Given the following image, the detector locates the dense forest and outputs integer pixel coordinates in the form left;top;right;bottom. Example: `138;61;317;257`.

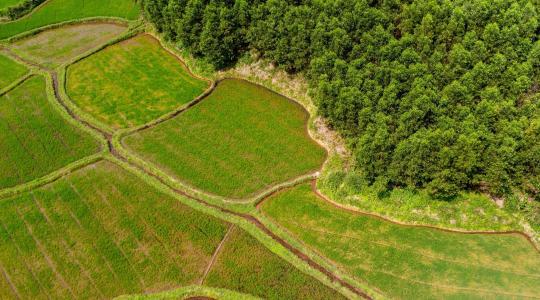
140;0;540;200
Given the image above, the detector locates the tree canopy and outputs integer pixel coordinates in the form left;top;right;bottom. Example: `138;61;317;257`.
140;0;540;199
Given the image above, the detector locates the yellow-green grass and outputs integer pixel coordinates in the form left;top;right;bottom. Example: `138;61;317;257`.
205;226;345;300
260;183;540;299
0;0;139;40
0;160;229;299
124;79;327;199
0;0;20;10
0;53;26;89
0;75;100;189
11;22;127;68
67;34;208;129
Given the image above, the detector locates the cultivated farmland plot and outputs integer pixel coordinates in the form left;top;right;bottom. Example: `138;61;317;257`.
0;53;26;89
260;183;540;299
0;161;229;298
0;75;99;189
204;226;346;300
67;34;209;129
0;0;139;40
124;78;327;199
11;22;127;68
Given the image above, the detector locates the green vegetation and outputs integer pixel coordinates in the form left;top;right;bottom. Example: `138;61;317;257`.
0;160;229;298
319;156;521;232
117;285;259;300
67;34;208;129
0;0;139;40
0;0;46;21
205;226;345;300
141;0;540;203
0;53;26;89
124;78;326;198
0;0;20;10
11;22;127;68
261;183;540;299
0;75;99;189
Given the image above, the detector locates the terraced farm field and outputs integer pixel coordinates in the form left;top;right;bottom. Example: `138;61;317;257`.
0;53;26;88
3;5;540;299
124;79;327;198
0;75;99;189
205;226;345;300
260;183;540;299
67;34;208;129
0;160;229;298
11;22;127;68
0;0;139;40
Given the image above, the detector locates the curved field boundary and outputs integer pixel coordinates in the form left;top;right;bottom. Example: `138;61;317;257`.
0;71;31;96
0;154;103;200
118;77;328;205
27;27;377;298
219;56;540;251
57;28;145;135
116;33;215;136
1;44;47;70
310;180;540;253
2;23;376;299
106;155;378;300
114;285;260;300
255;179;540;254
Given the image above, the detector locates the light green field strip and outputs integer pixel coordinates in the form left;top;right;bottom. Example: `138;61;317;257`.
261;184;540;299
115;285;260;300
11;22;127;68
0;52;27;89
205;226;346;300
67;34;208;129
0;160;230;299
124;78;327;199
0;0;139;40
0;75;100;189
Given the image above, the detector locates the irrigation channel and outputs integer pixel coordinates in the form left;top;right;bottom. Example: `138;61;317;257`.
1;45;373;300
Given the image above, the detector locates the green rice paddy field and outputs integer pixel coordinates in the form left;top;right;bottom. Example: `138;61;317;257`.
0;53;26;89
260;183;540;299
0;0;139;40
124;78;327;198
205;226;345;300
0;75;99;189
11;22;127;68
67;34;208;129
0;161;343;299
0;160;228;298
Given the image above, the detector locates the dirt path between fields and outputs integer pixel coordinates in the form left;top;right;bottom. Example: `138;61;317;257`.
1;46;50;71
199;225;234;285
